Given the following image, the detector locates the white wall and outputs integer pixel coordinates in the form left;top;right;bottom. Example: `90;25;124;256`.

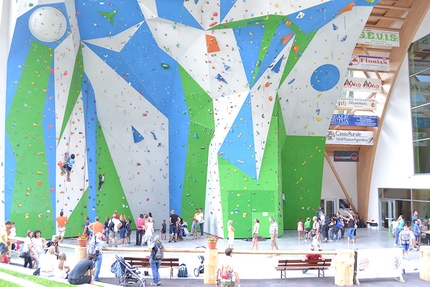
369;9;430;225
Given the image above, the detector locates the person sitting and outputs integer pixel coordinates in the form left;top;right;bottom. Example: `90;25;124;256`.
44;235;60;257
68;254;95;285
302;245;324;274
39;246;57;277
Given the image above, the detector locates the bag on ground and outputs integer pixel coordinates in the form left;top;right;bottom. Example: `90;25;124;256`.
177;263;188;277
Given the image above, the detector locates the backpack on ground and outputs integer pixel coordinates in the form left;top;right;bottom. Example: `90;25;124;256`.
153;242;164;260
177;263;188;277
220;265;232;280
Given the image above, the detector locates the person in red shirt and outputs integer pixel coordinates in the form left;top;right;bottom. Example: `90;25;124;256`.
302;246;324;274
112;210;119;220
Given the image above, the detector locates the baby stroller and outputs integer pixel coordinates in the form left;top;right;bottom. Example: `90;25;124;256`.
111;255;145;287
194;246;206;277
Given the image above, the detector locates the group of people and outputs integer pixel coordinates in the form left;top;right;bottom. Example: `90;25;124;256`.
297;207;360;249
393;210;428;260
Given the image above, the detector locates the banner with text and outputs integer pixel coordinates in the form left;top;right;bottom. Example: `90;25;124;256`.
342;77;382;93
334;151;359;162
331;114;378;127
358;29;400;47
410;82;430;96
336;98;376;110
410;60;430;75
326;130;374;145
349;55;390;71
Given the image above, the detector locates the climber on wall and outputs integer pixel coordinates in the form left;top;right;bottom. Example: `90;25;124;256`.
60;152;75;182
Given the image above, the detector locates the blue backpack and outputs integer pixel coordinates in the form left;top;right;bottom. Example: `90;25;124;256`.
177;263;188;277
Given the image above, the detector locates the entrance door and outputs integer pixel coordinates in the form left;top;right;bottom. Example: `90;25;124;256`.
323;198;337;217
380;199;395;229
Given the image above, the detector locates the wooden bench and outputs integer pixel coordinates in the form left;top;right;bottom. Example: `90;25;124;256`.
124;257;180;279
275;258;332;280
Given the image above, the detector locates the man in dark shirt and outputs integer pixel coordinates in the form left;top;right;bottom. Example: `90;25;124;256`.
169;210;179;243
68;254;95;285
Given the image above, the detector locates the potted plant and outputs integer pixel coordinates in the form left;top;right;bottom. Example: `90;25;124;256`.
207;235;219;249
77;233;88;247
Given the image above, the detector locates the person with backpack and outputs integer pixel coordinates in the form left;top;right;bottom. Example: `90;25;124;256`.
87;232;104;282
216;247;241;287
149;235;164;286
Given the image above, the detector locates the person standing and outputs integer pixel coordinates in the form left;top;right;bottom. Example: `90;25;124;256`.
68;254;95;285
227;220;235;248
304;217;312;241
216;247;241;287
56;211;68;243
32;230;46;269
83;216;91;239
268;216;278;257
87;232;104;282
149;235;164;286
395;215;405;246
0;221;11;260
135;214;145;246
197;208;205;239
23;230;35;269
119;214;127;246
88;216;104;236
251;218;260;250
169;210;179;243
311;216;322;251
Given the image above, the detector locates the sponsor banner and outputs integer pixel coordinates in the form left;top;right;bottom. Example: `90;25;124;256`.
336;98;377;110
418;35;430;50
410;82;430;96
412;117;430;128
349;55;390;71
330;114;378;127
413;132;428;147
357;248;403;280
326;130;374;146
334;151;359;162
342;77;382;93
358;29;400;47
409;60;430;75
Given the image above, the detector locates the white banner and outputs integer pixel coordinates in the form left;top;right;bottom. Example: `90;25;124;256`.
349;55;390;71
356;248;404;281
326;130;374;145
342;77;382;93
411;82;430;96
358;29;400;47
336;98;376;110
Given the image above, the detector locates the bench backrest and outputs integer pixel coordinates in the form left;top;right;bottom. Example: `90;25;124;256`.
277;258;332;267
124;257;180;267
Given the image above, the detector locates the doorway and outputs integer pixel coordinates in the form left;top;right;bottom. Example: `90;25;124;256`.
380;199;395;228
322;198;337;217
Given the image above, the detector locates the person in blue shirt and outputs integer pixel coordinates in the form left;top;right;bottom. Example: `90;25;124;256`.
60;152;75;181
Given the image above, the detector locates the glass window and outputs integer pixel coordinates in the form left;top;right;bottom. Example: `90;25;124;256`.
409;33;430;174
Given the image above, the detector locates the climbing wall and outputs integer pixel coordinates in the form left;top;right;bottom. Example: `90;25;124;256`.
3;0;379;238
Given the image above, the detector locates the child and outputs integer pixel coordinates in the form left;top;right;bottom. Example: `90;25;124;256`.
160;219;167;241
192;219;198;239
297;218;304;240
126;219;132;244
227;220;235;248
60;152;75;181
399;224;411;260
304;217;312;241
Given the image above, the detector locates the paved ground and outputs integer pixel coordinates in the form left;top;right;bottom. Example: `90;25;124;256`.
4;228;430;286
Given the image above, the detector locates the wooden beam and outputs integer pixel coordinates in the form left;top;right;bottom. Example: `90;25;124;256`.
364;25;401;32
374;4;411;11
368;15;405;22
324;151;357;214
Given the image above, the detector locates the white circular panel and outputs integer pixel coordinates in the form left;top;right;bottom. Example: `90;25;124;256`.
28;7;67;42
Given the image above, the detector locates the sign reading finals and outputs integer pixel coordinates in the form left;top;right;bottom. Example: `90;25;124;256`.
326;130;374;146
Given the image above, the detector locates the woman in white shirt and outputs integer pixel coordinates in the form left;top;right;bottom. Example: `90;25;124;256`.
40;246;56;277
23;230;35;269
143;217;154;246
32;230;46;269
